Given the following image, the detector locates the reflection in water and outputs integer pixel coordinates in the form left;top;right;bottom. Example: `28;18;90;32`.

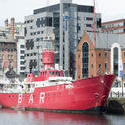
0;109;125;125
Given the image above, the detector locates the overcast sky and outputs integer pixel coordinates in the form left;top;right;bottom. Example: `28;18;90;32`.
0;0;125;25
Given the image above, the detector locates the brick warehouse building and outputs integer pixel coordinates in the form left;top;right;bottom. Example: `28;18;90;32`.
0;30;17;77
76;32;125;81
102;19;125;34
1;18;25;77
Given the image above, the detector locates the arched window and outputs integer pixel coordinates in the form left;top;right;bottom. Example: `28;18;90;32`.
82;42;89;78
113;47;118;76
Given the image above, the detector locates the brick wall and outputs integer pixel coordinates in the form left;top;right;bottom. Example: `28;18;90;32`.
76;32;111;80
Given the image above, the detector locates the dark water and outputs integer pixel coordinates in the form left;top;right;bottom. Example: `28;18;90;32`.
0;109;125;125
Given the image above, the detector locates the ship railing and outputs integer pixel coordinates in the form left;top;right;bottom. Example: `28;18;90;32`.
48;77;72;82
109;91;125;98
109;87;125;98
0;78;21;85
34;79;72;88
0;88;23;93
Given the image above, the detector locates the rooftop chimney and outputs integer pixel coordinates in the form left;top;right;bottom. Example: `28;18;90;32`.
10;18;15;38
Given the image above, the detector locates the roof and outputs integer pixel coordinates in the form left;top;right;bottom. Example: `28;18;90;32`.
87;32;125;49
33;3;94;14
102;19;125;25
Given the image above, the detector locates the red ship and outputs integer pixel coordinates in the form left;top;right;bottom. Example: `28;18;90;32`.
0;50;115;113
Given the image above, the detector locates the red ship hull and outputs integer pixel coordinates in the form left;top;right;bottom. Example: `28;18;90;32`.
0;74;115;113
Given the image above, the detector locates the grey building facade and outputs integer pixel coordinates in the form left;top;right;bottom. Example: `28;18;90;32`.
24;0;101;78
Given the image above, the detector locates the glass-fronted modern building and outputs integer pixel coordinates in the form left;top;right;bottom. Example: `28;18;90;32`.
24;0;101;78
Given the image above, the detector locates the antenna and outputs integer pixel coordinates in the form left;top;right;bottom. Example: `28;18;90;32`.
93;0;97;76
93;0;96;47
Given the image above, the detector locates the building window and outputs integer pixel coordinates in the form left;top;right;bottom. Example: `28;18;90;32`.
77;25;81;31
20;50;24;54
40;37;43;41
124;52;125;57
124;74;125;80
82;42;89;78
86;24;92;27
20;61;24;65
20;56;24;59
7;48;10;52
11;49;13;52
91;64;93;68
97;18;101;28
86;17;93;21
99;53;101;57
105;63;108;69
31;20;33;23
98;64;101;68
37;31;40;34
113;47;118;76
91;53;93;57
27;20;30;23
105;51;108;58
20;67;25;70
36;38;40;41
20;45;24;48
30;26;33;29
0;60;2;69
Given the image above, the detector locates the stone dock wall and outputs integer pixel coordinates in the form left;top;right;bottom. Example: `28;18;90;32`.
105;98;125;114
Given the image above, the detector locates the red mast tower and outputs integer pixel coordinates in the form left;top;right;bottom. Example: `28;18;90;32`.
42;50;54;69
